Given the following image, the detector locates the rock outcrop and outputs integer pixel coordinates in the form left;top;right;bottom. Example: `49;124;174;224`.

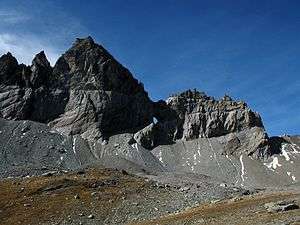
163;90;263;139
167;90;270;159
134;89;270;158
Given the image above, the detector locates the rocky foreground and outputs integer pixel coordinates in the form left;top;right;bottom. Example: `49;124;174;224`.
0;168;299;225
0;37;299;224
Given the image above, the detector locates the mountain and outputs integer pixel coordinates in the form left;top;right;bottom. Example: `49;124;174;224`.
0;37;152;141
0;36;299;225
0;37;299;188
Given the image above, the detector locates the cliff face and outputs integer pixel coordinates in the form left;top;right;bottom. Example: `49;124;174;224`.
0;36;270;158
135;89;270;159
0;37;153;140
154;90;263;140
49;37;153;140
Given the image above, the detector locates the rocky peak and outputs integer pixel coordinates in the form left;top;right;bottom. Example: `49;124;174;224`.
135;89;268;158
0;52;19;85
53;37;145;96
0;37;272;158
0;38;153;140
73;36;96;49
163;89;264;139
39;37;152;139
0;52;17;65
30;51;52;88
32;51;51;69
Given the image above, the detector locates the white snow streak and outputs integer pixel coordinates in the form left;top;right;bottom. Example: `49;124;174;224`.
72;136;81;165
206;137;225;175
281;145;290;161
197;141;201;157
158;150;163;163
72;137;77;156
240;155;245;185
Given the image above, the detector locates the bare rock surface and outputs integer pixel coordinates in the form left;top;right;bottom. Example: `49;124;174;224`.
0;36;299;190
264;200;299;213
0;37;153;141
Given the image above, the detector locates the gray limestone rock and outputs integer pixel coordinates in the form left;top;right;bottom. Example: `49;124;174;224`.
0;36;298;185
264;200;299;213
0;37;153;141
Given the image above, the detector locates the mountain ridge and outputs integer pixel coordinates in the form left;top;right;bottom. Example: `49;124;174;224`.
0;36;271;157
0;36;299;189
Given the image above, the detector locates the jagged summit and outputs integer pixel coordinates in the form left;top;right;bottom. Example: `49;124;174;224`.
53;36;145;95
73;36;96;48
32;51;50;67
0;36;269;158
0;37;153;139
0;36;299;192
169;89;211;99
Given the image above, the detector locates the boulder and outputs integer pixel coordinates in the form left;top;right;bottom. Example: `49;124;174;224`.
264;200;299;213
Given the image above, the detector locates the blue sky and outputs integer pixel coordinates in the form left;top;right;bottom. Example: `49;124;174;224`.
0;0;299;136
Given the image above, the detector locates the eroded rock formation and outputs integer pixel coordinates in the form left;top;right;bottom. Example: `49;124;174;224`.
0;36;271;158
0;37;153;141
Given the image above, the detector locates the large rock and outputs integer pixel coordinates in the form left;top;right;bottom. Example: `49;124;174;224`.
264;200;299;213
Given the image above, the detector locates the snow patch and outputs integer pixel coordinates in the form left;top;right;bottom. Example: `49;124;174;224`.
193;154;197;161
50;129;58;134
101;140;108;145
131;143;138;150
197;142;201;157
264;157;282;170
281;144;290;161
158;150;163;163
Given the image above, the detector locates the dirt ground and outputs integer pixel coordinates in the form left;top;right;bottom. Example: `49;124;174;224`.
0;168;299;225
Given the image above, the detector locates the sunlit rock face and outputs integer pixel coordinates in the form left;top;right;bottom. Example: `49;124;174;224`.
0;37;153;141
0;36;299;189
135;89;270;159
163;90;263;139
0;37;273;159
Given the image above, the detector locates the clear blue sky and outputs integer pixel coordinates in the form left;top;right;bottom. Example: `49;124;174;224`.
0;0;299;136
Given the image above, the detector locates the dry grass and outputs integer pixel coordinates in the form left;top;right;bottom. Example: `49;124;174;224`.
0;168;147;225
130;191;300;225
1;169;299;225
